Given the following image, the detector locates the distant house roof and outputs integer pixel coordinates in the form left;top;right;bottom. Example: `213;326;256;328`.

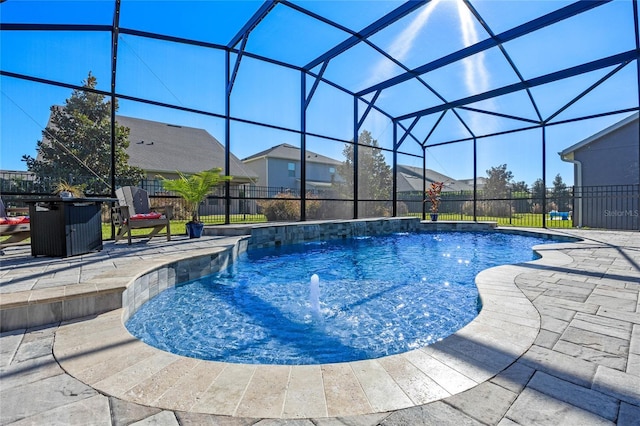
117;115;257;180
242;143;341;165
559;112;639;158
396;165;472;192
459;177;487;188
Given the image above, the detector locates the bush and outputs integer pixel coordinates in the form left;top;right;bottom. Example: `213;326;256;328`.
258;193;300;221
258;192;321;221
314;199;353;220
305;195;321;219
397;201;409;216
152;197;189;220
462;200;513;217
531;203;543;214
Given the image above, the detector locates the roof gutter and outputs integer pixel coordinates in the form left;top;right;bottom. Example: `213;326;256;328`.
560;151;583;228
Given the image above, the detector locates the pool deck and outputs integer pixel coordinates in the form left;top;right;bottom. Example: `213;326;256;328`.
1;227;639;425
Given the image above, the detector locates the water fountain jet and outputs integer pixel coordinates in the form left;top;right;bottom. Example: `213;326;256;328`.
310;274;320;316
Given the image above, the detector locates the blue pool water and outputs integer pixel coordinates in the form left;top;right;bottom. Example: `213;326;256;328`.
126;231;556;365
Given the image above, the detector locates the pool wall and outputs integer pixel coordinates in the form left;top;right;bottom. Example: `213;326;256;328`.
121;238;248;322
215;217;499;249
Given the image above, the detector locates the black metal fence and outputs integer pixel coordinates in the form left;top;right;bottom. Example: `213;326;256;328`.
2;171;637;230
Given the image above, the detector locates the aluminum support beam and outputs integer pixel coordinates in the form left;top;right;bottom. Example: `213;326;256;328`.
357;0;610;96
304;0;428;70
227;0;278;49
356;91;381;130
396;50;638;122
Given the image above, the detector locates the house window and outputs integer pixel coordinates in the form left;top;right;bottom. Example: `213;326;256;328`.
329;167;335;174
288;162;295;177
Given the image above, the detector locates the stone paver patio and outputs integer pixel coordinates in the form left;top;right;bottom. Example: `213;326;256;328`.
0;227;639;425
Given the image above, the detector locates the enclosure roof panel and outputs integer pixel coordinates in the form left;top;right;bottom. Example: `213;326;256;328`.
1;0;637;153
118;0;265;46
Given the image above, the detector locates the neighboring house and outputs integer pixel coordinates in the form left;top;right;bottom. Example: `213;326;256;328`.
459;177;487;190
395;165;472;214
396;165;473;193
559;112;639;230
241;143;342;193
117;115;257;185
116;115;259;216
39;109;259;215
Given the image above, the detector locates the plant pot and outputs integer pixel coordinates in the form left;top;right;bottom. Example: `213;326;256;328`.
186;222;204;238
430;213;439;222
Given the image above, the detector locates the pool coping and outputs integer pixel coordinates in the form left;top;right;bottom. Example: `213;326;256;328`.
51;226;578;419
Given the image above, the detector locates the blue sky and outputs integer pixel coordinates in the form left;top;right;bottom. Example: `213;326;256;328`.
1;0;638;187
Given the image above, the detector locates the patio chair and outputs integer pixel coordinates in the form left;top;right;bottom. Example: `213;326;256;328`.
0;199;30;253
112;186;172;245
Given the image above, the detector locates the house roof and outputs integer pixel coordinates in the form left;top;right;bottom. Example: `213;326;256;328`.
116;115;258;181
396;165;472;192
559;112;639;158
242;143;341;166
459;177;488;188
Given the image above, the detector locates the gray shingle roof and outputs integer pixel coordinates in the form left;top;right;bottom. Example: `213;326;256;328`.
242;143;342;165
117;115;257;180
396;165;472;192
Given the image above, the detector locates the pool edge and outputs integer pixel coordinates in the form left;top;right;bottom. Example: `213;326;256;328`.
51;223;577;419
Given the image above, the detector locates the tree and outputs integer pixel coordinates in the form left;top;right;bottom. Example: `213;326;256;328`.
531;178;546;213
22;72;144;194
482;164;514;216
550;174;571;211
511;181;529;193
337;130;392;202
484;164;513;198
510;180;530;214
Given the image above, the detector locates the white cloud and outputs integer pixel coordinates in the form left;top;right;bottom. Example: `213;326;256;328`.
366;0;442;87
455;0;497;134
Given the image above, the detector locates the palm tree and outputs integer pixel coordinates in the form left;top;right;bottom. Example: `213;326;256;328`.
158;168;231;222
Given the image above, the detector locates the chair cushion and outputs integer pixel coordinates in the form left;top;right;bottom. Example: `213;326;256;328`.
129;212;162;220
0;216;30;225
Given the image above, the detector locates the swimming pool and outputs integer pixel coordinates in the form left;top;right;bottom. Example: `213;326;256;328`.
126;231;559;365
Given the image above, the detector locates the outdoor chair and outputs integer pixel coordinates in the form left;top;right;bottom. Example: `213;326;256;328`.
112;186;172;245
0;199;30;253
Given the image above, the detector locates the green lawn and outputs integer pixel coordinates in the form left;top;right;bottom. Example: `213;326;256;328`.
409;212;573;228
101;214;268;239
4;213;571;245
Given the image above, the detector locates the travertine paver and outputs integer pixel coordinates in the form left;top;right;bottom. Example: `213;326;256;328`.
444;381;518;425
526;371;620;420
0;228;638;424
283;364;327;418
505;387;615;426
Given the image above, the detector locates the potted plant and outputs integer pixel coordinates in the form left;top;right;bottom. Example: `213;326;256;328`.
158;168;231;238
426;181;444;221
54;181;85;198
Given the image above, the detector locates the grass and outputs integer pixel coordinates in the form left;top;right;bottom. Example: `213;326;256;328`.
101;214;268;239
3;213;572;245
412;212;574;228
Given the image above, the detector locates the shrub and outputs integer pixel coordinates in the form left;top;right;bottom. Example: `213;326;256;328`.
397;201;409;216
531;203;542;214
259;192;321;221
314;199;352;220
